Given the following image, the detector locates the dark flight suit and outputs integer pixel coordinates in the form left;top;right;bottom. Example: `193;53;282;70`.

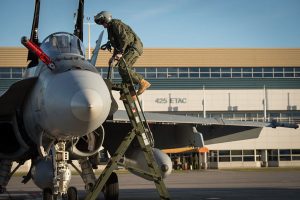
107;19;144;84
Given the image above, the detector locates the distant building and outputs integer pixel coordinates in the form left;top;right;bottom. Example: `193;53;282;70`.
1;47;300;169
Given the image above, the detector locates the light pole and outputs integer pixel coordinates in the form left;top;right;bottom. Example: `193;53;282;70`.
84;17;95;60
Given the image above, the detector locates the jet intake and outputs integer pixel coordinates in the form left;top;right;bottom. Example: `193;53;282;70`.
0;119;29;160
68;126;104;159
123;148;172;180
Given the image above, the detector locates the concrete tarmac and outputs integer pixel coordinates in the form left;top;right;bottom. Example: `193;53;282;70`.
2;169;300;200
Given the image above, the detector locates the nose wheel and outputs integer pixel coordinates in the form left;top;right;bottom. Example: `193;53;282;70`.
43;141;77;200
67;187;79;200
42;188;52;200
42;187;78;200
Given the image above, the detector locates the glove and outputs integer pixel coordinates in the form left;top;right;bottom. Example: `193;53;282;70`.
114;53;122;60
108;53;123;67
108;56;118;67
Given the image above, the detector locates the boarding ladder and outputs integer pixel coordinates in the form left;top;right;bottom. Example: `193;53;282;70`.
84;63;170;200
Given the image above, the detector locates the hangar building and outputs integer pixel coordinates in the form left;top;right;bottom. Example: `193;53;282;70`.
0;47;300;169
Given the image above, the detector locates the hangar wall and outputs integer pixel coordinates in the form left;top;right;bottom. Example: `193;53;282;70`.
1;47;300;169
113;89;300;122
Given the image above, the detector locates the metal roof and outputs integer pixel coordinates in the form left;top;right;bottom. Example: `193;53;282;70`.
1;47;300;67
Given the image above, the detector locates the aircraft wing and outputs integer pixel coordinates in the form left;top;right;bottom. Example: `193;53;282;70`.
103;110;298;153
111;110;268;127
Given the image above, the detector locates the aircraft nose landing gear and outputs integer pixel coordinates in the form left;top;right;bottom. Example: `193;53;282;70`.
40;141;79;200
43;187;78;200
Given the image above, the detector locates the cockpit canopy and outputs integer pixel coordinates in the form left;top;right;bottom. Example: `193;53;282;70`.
40;32;85;59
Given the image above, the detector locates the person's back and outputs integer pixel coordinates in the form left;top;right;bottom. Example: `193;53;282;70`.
108;19;143;56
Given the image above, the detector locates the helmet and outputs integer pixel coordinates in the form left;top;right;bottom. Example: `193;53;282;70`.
94;11;112;25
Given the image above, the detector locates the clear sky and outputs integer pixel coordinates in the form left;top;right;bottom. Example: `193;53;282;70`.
1;0;300;48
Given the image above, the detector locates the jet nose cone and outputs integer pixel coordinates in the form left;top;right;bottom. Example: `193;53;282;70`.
38;70;111;138
71;89;103;121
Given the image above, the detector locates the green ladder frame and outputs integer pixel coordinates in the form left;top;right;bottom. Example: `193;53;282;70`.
84;83;170;200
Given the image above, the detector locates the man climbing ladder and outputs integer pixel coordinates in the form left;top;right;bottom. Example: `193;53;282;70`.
94;10;151;100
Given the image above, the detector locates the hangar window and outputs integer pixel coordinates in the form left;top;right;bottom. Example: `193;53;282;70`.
221;67;231;77
146;68;156;72
292;156;300;160
263;73;273;78
256;150;262;161
146;67;156;78
211;67;220;73
292;149;300;154
242;68;252;77
232;68;241;72
231;150;242;162
200;73;210;78
200;67;210;78
263;67;273;78
189;67;199;72
232;150;242;155
279;149;291;161
157;67;167;78
0;68;11;78
284;67;294;77
231;157;243;161
292;149;300;161
232;67;241;78
253;73;262;78
168;68;178;78
135;67;146;78
295;67;300;77
243;150;255;162
268;149;279;161
253;68;263;78
0;68;10;72
12;68;23;78
211;67;221;78
221;73;231;78
219;150;230;162
263;68;273;72
274;67;284;77
135;67;145;72
179;67;189;78
222;68;231;72
189;67;200;78
200;67;210;72
232;73;241;78
253;67;263;73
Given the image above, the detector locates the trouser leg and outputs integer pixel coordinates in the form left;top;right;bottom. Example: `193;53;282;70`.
118;49;144;84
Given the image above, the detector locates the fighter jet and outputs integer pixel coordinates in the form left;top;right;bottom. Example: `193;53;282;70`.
0;0;197;199
0;1;298;200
